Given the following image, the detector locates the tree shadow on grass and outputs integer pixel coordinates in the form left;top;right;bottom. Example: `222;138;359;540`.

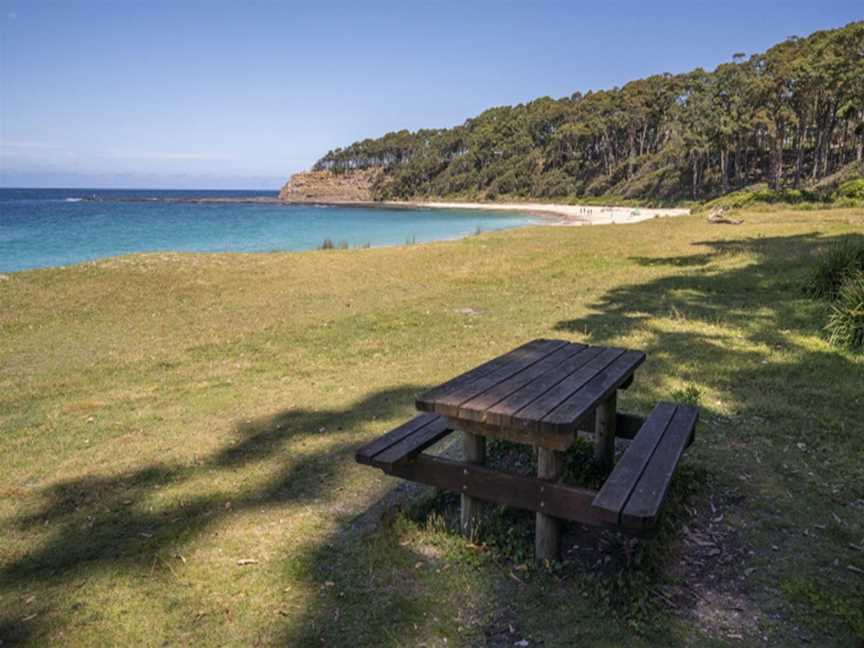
0;384;432;644
552;230;864;643
4;231;864;646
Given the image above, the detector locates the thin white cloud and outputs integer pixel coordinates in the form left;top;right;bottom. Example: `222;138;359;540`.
0;139;60;151
101;149;233;162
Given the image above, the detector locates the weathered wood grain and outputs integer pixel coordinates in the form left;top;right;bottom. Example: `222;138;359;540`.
355;412;444;465
416;339;568;415
535;447;565;562
456;343;586;422
593;391;617;469
387;455;604;525
460;430;487;537
481;346;606;428
620;405;698;530
539;350;645;433
510;347;626;430
590;403;677;525
369;415;454;470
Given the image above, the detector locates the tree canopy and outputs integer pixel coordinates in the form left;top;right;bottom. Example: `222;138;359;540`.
313;22;864;202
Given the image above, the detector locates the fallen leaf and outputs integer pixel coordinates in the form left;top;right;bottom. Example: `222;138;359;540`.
236;559;258;566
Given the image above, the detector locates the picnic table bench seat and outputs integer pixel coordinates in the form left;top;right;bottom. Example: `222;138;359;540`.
356;401;697;534
355;413;454;470
591;402;699;531
354;338;698;559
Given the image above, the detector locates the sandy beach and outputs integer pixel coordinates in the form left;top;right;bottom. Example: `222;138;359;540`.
390;200;691;225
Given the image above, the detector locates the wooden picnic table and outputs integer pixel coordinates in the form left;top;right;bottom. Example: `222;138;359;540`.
356;338;698;562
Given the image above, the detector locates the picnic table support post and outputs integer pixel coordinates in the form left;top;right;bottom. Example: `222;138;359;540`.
460;430;486;539
535;447;564;563
594;392;617;469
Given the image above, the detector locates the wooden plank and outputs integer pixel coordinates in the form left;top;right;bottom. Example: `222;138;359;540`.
535;447;565;562
540;350;646;433
387;455;606;526
415;339;546;411
415;339;568;414
508;347;625;430
590;403;677;525
458;414;646;451
593;392;617;469
370;416;453;470
453;418;575;451
456;343;587;422
421;341;570;417
483;346;608;428
620;405;698;531
460;431;486;538
355;412;443;465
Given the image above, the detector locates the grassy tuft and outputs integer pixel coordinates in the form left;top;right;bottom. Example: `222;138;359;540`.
826;271;864;351
805;239;864;300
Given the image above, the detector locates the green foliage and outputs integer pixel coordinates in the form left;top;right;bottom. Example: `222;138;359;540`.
806;239;864;299
563;438;610;489
835;178;864;200
671;384;702;406
700;187;827;211
314;22;864;204
826;271;864;351
319;237;334;250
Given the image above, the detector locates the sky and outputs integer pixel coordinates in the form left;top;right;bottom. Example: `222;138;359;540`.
1;1;861;190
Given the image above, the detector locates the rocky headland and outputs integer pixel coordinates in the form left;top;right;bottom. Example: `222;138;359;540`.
278;168;383;203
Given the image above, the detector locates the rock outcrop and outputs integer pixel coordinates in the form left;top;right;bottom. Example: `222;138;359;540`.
278;168;383;202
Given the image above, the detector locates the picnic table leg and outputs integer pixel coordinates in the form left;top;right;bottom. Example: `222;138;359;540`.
535;447;564;563
460;430;486;539
594;391;617;469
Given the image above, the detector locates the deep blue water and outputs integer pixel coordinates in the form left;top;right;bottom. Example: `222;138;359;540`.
0;188;538;272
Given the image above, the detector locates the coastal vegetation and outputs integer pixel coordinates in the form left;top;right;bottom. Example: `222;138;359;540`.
2;208;863;646
312;22;864;205
807;239;864;351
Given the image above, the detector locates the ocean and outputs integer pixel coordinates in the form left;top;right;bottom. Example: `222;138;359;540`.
0;188;539;273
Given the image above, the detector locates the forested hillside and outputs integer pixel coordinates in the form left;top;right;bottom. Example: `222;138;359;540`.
312;22;864;203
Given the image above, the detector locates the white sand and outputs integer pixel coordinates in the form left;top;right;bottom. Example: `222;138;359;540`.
389;200;690;225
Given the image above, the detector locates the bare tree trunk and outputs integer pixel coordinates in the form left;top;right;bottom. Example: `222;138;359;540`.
794;118;806;187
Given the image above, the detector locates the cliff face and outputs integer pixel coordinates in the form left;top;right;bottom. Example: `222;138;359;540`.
278;168;383;202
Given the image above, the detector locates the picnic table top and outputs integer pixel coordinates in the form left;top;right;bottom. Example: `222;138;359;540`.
416;339;645;435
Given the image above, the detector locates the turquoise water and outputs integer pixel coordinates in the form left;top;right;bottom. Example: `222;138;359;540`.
0;188;538;272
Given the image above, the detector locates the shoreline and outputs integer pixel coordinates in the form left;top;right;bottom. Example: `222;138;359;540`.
64;192;692;226
385;200;691;225
168;196;690;225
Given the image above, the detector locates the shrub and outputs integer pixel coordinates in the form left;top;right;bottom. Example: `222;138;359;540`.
319;238;334;250
671;384;701;406
826;272;864;351
806;240;864;300
834;178;864;201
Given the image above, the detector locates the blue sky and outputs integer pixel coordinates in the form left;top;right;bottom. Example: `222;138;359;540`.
1;1;861;189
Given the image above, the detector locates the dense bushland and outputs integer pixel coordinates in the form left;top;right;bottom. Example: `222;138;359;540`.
314;22;864;203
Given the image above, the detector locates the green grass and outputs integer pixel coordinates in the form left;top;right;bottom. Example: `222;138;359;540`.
1;208;864;646
826;272;864;351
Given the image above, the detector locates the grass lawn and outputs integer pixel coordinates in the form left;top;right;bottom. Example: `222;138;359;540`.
1;208;863;647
